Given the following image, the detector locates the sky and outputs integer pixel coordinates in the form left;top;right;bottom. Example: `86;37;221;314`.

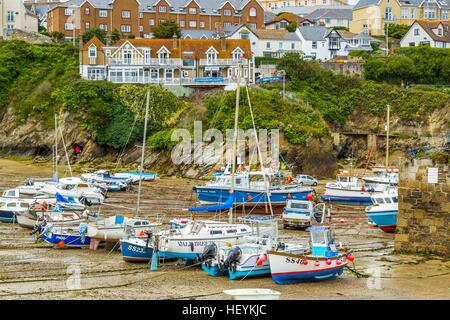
348;0;359;4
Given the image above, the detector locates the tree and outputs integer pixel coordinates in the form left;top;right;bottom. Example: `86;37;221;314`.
111;28;121;44
50;31;65;42
152;20;181;39
385;24;409;39
82;28;106;44
286;21;298;32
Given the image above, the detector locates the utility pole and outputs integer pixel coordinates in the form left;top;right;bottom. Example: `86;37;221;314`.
385;22;389;57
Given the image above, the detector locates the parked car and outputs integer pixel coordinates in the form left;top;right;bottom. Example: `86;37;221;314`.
295;174;318;186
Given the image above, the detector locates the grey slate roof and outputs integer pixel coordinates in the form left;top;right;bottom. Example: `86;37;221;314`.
140;0;256;14
352;0;380;10
181;29;215;39
297;26;329;41
306;8;353;21
272;5;353;15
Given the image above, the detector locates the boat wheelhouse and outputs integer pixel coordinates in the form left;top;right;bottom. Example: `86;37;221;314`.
365;190;398;233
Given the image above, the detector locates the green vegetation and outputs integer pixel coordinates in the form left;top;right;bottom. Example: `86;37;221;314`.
364;46;450;85
385;24;409;39
255;56;279;67
286;21;297;32
82;28;107;44
152;20;181;39
276;52;449;125
0;40;185;149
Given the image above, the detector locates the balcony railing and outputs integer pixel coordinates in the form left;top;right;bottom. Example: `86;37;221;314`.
199;59;248;66
108;58;182;66
107;76;236;85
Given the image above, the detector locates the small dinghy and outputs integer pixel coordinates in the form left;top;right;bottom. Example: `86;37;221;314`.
222;289;281;300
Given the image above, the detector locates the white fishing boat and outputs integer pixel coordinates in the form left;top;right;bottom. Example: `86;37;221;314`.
41;177;105;205
362;172;398;185
87;215;161;242
16;178;56;196
365;189;398;233
0;199;31;223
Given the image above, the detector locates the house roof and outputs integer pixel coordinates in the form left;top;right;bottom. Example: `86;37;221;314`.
272;5;353;16
93;38;253;59
50;0;113;10
181;29;215;39
410;20;450;42
81;36;105;50
266;12;309;25
297;25;329;41
139;0;260;15
252;29;301;41
306;8;353;21
352;0;380;10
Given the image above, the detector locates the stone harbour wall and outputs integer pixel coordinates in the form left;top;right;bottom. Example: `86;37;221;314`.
395;158;449;257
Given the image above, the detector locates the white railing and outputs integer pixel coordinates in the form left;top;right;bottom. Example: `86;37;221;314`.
199;59;247;66
108;58;182;66
107;76;236;85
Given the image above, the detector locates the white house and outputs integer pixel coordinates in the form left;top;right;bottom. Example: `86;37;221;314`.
296;25;347;61
400;20;450;48
0;0;39;38
223;24;302;58
305;8;353;29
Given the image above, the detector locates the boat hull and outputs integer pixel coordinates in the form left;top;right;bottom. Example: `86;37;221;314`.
42;232;91;248
321;187;376;205
0;210;17;223
268;252;347;284
120;239;153;262
365;210;397;233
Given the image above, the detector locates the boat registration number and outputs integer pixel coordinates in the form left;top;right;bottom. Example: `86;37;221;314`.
128;245;146;254
285;257;306;264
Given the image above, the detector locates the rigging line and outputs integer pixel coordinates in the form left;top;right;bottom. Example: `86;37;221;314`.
244;83;273;216
58;125;73;177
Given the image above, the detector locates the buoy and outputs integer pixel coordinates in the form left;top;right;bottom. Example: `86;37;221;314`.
347;255;355;262
336;259;342;265
139;231;145;237
306;193;313;201
225;242;232;247
58;241;65;248
314;261;320;267
326;259;332;265
256;254;267;266
303;260;308;265
247;195;252;201
287;193;292;199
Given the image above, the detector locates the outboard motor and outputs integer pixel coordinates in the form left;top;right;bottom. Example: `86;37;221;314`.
30;220;46;236
220;246;242;272
196;243;218;263
144;230;153;249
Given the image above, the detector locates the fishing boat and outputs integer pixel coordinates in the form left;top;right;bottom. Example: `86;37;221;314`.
194;171;313;213
87;215;161;242
365;190;398;233
116;171;157;182
202;240;307;280
16;205;92;229
16;178;56;196
41;177;105;205
268;226;353;284
40;222;91;248
321;173;389;205
281;199;315;229
81;170;132;189
362;172;398;186
120;232;154;262
0;199;30;223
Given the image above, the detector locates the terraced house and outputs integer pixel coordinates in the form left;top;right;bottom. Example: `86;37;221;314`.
46;0;265;40
350;0;450;36
79;36;254;88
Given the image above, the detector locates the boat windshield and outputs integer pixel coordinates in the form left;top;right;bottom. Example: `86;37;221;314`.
290;202;310;210
392;196;398;203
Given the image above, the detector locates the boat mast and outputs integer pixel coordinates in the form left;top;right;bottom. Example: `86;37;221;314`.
385;104;390;173
229;64;241;224
54;113;58;182
135;89;150;218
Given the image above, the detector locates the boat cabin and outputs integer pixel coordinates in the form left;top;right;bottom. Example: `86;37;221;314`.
370;194;398;205
0;199;30;212
187;220;252;237
336;173;359;186
308;226;338;258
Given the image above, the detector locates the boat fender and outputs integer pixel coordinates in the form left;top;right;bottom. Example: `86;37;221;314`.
78;223;88;244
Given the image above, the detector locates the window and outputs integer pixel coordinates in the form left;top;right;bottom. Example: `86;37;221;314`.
424;8;436;19
122;10;131;18
385;7;392;20
88;46;97;58
224;9;232;16
84;7;90;15
312;41;317;49
189;20;197;28
248;23;256;29
99;24;107;31
401;8;408;19
7;11;15;22
99;10;107;17
438;28;443;36
85;22;90;29
240;32;249;39
150;19;155;26
105;49;111;57
64;23;74;30
139;26;143;32
409;42;415;47
144;49;151;64
139;12;143;18
291;42;295;49
65;8;73;16
123;50;132;64
226;229;237;233
189;8;197;14
266;42;271;49
232;48;243;62
279;42;283;49
121;24;131;33
200;21;205;28
165;69;173;80
159;6;167;13
210;230;223;235
442;10;449;20
249;7;257;17
206;49;217;64
180;21;185;27
224;22;231;28
158;49;169;64
414;28;419;36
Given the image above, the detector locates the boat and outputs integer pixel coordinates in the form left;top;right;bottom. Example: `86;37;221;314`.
40;223;91;248
321;173;389;205
202;240;307;280
120;232;154;262
81;170;132;189
372;164;398;173
281;199;315;229
194;171;313;213
16;205;92;229
40;177;105;205
268;226;352;284
116;171;157;182
222;288;281;300
16;178;56;196
365;190;398;233
0;199;30;223
87;215;161;242
156;220;267;260
168;218;192;229
362;172;398;186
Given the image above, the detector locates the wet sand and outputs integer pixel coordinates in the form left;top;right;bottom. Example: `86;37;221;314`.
0;158;448;300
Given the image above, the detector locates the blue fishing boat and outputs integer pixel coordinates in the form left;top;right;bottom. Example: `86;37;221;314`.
0;199;30;223
365;190;398;233
118;172;157;182
268;226;353;284
40;223;91;248
120;237;153;262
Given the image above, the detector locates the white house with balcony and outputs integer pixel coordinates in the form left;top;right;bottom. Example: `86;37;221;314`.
296;25;348;60
80;37;255;88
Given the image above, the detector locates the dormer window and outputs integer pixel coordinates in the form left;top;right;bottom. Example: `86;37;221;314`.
206;47;218;64
157;47;170;64
159;6;167;13
189;8;197;14
224;9;232;16
232;47;244;62
249;7;257;17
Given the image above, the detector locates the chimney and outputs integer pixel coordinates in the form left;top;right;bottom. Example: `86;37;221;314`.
173;34;178;49
221;36;226;51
